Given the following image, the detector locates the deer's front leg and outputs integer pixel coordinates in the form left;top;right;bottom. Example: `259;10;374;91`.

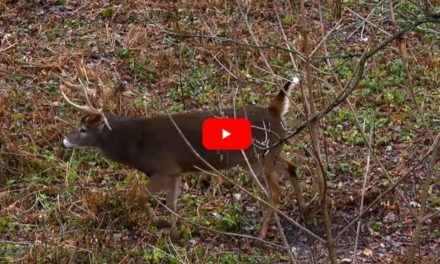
166;175;182;241
144;175;171;227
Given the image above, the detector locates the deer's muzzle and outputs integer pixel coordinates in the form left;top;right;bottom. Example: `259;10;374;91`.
63;138;75;148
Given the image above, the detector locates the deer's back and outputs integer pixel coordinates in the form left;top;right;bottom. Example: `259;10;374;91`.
100;106;285;176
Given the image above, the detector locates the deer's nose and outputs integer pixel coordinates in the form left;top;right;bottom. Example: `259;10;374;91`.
62;138;75;148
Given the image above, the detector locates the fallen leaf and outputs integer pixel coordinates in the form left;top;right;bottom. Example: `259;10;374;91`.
362;247;373;257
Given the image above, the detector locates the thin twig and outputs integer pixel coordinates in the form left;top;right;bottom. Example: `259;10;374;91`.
353;122;373;263
346;7;393;36
347;6;377;40
309;18;343;58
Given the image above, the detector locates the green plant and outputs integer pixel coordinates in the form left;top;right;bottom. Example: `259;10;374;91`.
118;47;129;57
143;248;165;263
99;8;113;18
129;57;156;82
283;14;293;25
340;163;350;173
0;216;13;234
64;19;84;29
177;42;194;59
222;252;240;264
370;221;382;232
347;130;365;146
433;228;440;238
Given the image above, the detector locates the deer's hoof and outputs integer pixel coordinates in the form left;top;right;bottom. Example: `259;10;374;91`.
152;218;171;228
170;226;181;242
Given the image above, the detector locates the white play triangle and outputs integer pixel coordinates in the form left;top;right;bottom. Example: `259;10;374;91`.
222;129;231;139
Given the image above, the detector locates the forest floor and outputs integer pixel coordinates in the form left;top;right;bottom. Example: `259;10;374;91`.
0;1;439;263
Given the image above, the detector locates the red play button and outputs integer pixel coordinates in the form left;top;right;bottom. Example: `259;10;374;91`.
202;118;252;150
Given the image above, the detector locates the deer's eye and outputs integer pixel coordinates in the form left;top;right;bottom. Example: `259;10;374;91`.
79;127;87;133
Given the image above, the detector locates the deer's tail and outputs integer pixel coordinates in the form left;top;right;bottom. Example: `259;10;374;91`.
268;77;299;117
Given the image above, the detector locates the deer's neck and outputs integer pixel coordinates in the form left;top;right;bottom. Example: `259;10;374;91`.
97;118;134;162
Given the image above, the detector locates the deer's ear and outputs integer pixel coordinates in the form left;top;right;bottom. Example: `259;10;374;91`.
82;114;102;124
81;115;89;123
98;121;106;131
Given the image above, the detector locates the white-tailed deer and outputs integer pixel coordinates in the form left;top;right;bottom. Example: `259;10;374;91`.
61;78;301;240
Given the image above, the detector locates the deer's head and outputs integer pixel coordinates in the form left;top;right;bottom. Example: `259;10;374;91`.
63;114;111;148
61;81;111;149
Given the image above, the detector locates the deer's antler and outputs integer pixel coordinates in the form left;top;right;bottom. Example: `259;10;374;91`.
61;80;112;130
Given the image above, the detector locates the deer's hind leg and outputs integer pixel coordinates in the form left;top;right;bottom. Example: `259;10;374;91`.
280;157;307;213
259;164;282;239
144;171;181;223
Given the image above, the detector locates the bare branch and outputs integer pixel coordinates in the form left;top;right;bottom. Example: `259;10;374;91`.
299;0;337;262
407;133;439;263
353;123;373;264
